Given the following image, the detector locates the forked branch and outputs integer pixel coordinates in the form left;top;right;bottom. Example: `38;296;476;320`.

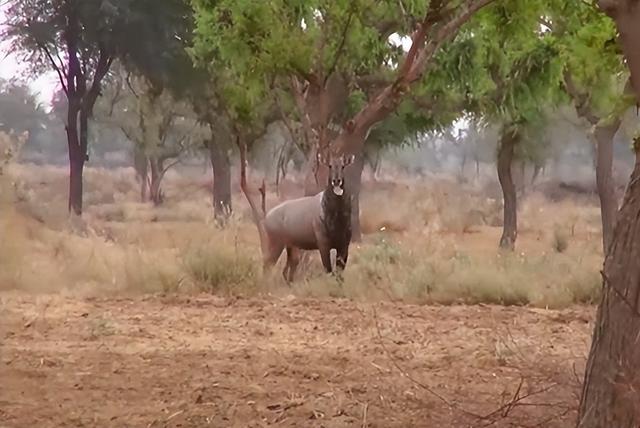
36;41;68;95
563;71;599;125
236;134;270;258
338;0;496;153
237;135;266;222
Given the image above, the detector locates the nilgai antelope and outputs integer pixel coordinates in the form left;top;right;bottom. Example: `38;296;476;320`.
263;152;356;282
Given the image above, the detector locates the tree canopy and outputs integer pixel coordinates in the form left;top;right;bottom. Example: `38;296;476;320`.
0;78;48;137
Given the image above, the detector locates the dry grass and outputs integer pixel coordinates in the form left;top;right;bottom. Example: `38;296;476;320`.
0;155;605;308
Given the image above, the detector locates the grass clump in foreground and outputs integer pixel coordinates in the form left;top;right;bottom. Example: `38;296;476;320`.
308;232;603;308
183;243;259;294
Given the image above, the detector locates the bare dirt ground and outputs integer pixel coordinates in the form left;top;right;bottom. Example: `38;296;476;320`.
0;293;593;428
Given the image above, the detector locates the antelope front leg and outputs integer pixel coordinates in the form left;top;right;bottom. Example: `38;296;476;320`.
318;244;333;273
336;245;349;271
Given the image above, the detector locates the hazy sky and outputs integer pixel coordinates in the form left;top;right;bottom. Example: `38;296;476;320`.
0;5;59;107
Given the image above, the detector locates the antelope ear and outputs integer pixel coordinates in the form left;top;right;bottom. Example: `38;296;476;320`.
316;151;325;166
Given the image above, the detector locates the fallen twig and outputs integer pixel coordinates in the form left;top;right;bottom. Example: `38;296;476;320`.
361;402;368;428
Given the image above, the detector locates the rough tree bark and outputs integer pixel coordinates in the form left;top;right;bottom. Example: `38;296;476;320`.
497;128;518;250
578;1;640;426
594;120;621;253
208;138;232;224
578;145;640;427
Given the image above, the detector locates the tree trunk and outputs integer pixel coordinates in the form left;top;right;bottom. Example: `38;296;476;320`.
518;160;526;195
497;129;518;250
459;151;467;180
140;172;149;202
133;147;149;202
577;149;640;427
594;120;621;253
347;154;365;242
68;144;84;215
65;96;83;215
531;163;542;186
149;157;163;206
578;3;640;425
208;138;232;224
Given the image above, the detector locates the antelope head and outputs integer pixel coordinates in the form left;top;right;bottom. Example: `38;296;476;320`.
317;152;355;197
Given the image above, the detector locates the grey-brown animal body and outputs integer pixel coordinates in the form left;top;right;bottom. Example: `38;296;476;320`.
263;154;355;282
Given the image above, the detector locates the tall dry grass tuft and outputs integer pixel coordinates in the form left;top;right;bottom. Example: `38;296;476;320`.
183;242;258;294
0;131;30;289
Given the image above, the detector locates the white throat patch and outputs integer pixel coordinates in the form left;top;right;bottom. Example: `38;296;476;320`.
332;186;344;196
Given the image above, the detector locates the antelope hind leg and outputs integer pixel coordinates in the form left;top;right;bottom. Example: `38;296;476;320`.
284;246;301;283
263;241;285;275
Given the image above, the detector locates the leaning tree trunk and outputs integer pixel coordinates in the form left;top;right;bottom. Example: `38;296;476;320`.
578;2;640;425
208;138;232;224
594;120;621;253
497;129;518;250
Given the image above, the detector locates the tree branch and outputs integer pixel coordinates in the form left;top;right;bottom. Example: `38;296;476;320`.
274;87;308;155
563;70;600;125
290;76;317;149
408;0;495;83
83;43;113;117
335;0;496;154
119;124;139;144
236;130;269;259
35;41;68;95
325;7;355;84
160;156;182;175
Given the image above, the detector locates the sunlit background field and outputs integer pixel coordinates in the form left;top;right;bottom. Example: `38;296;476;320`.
0;128;610;307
